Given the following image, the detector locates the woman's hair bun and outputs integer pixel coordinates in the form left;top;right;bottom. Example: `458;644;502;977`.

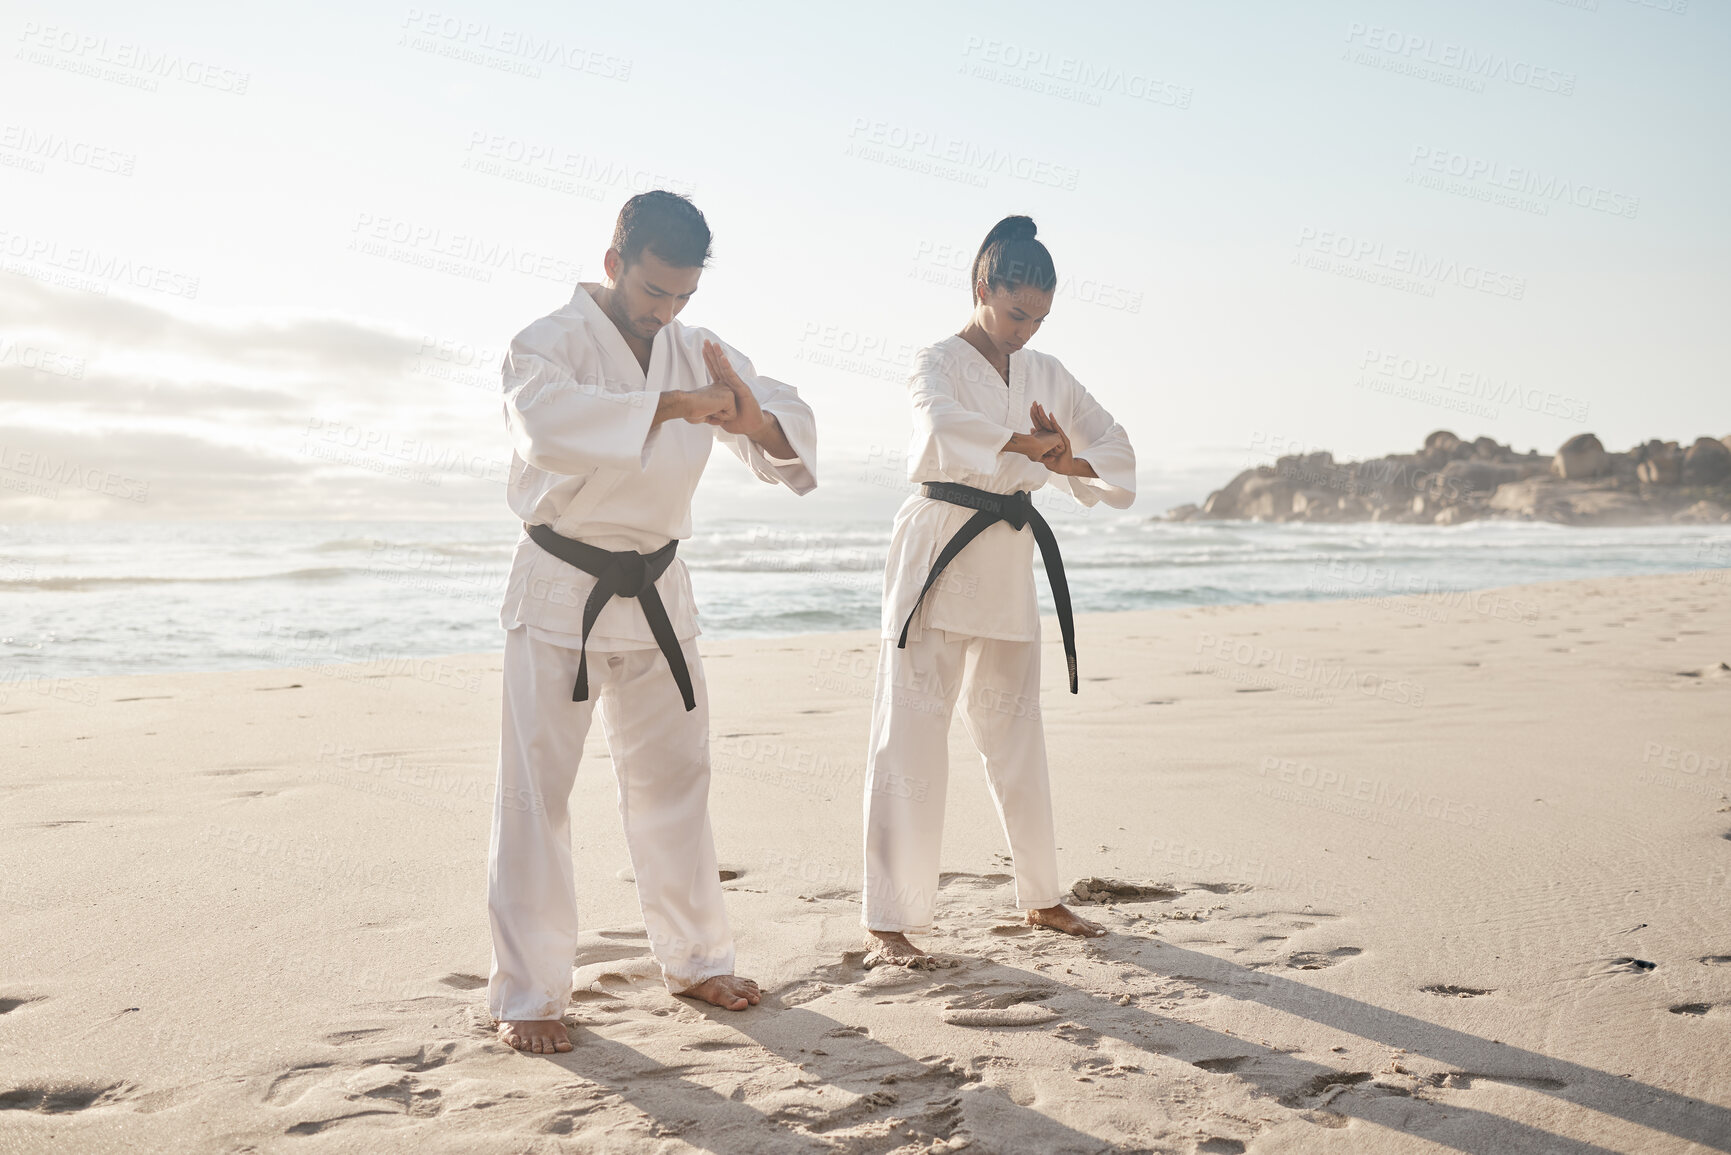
986;215;1038;243
970;214;1056;305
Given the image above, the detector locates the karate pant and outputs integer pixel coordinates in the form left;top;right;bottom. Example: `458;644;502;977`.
861;628;1062;932
487;625;732;1022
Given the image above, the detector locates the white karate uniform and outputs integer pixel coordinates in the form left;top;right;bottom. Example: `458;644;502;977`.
863;334;1135;932
489;284;816;1021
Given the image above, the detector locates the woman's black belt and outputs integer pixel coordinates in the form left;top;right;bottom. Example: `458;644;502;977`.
896;482;1078;694
525;523;695;711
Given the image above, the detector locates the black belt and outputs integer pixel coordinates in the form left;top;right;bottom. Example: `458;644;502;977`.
525;523;695;712
897;482;1077;694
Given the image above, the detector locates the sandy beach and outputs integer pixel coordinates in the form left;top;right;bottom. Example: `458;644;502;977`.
3;569;1729;1154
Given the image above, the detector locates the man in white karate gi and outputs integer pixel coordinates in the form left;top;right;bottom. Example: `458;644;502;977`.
489;191;817;1053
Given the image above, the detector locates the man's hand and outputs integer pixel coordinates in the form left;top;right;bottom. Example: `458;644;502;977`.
1004;430;1065;462
702;341;766;435
703;340;797;458
655;382;735;428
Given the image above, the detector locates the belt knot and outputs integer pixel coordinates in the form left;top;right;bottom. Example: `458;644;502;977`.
611;551;648;598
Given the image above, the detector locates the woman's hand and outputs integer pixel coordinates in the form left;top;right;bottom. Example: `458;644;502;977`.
1028;401;1096;477
1029;401;1074;473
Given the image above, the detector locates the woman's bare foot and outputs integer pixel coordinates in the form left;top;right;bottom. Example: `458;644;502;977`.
677;974;761;1010
1029;904;1107;937
865;930;930;965
498;1019;572;1053
864;930;955;969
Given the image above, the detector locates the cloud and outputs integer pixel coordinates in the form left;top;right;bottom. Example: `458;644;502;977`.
0;273;509;519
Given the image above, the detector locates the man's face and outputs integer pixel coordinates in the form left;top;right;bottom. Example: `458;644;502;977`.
603;247;702;342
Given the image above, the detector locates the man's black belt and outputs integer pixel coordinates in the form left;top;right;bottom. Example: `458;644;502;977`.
525;523;695;712
897;482;1078;694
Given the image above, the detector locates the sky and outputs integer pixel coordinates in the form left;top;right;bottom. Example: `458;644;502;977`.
0;0;1725;522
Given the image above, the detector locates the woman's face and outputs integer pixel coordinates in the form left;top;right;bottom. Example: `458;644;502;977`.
974;283;1054;356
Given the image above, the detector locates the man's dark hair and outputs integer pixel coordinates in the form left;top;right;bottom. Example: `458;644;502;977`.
970;215;1057;304
611;190;712;269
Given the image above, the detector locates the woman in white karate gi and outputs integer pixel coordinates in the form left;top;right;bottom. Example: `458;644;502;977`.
863;216;1136;964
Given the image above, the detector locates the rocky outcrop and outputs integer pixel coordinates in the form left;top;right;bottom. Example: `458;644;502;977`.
1178;431;1731;526
1635;440;1682;485
1683;437;1731;486
1552;433;1610;480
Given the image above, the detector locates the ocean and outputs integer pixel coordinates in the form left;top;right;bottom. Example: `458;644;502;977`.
2;506;1728;682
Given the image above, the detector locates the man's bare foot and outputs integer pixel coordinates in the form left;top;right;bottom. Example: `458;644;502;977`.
498;1019;572;1054
677;974;761;1010
1029;904;1107;938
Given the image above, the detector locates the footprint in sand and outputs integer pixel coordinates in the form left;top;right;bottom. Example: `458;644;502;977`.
1198;1138;1248;1154
437;973;487;991
1700;955;1731;967
1607;957;1658;974
938;871;1016;890
1421;984;1493;998
0;996;43;1015
1287;947;1363;970
1280;1070;1373;1107
945;986;1058;1011
0;1082;134;1113
1442;1071;1567;1092
1067;878;1181;905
